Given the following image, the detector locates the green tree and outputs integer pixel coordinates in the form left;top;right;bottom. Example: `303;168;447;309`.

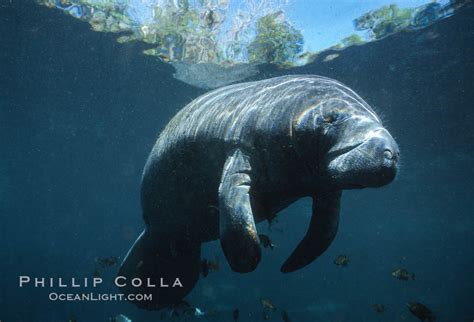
354;4;415;39
247;12;304;64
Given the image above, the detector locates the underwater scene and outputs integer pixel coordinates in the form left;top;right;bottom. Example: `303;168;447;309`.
1;0;473;321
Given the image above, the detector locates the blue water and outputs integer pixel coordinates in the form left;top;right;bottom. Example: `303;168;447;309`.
1;1;473;322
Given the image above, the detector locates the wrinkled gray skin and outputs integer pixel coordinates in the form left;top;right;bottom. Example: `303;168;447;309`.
118;75;399;310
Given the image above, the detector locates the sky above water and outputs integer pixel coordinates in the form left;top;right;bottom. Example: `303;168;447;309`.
123;0;447;52
286;0;449;51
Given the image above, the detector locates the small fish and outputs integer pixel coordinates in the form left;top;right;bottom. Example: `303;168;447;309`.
95;256;119;268
200;259;209;277
110;314;132;322
93;268;102;278
232;308;239;320
262;311;270;320
170;300;195;317
407;302;435;321
334;255;349;266
207;258;220;271
136;260;144;269
266;214;278;226
259;234;275;250
194;307;206;317
261;298;277;311
170;300;207;318
208;205;219;213
281;309;291;322
200;258;220;277
392;268;415;281
372;303;386;313
69;315;77;322
205;309;218;316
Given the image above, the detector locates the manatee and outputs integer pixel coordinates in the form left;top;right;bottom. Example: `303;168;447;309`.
118;75;399;309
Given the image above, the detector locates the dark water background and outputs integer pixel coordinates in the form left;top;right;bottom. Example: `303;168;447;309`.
1;1;473;321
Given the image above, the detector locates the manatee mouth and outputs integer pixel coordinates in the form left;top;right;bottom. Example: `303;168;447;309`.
326;141;364;161
304;142;362;179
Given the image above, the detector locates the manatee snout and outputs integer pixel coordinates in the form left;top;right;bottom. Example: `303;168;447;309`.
328;128;399;188
360;128;399;185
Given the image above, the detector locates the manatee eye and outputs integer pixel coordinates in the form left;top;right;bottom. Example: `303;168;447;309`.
323;115;335;123
323;112;350;125
323;112;338;124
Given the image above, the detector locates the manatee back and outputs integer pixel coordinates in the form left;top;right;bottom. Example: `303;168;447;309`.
152;75;369;156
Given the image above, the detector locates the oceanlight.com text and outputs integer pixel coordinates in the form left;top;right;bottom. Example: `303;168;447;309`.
48;292;152;302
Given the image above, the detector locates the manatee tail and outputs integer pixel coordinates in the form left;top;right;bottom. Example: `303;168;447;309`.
117;227;201;310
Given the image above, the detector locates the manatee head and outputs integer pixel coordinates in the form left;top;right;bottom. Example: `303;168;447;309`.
293;96;399;189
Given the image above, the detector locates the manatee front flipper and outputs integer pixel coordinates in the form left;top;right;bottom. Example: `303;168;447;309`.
219;149;261;273
281;190;341;273
117;227;200;310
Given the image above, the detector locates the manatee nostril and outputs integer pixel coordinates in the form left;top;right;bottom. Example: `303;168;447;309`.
383;149;394;160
